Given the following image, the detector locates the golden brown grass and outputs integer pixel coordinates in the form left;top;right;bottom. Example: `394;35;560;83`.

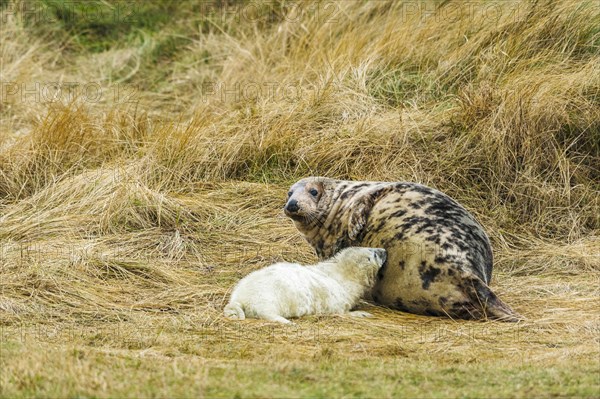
0;0;599;397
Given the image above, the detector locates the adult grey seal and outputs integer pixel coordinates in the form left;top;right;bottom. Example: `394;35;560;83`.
284;177;521;321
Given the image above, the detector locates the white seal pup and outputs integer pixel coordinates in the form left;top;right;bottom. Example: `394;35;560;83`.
224;247;387;324
284;177;522;322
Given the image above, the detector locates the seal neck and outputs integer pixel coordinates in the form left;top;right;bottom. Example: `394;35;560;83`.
322;190;344;231
302;187;345;249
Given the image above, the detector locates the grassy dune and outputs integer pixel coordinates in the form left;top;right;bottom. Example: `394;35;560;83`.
1;0;599;397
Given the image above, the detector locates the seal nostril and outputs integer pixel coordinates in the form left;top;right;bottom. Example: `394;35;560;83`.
286;199;299;213
374;249;387;264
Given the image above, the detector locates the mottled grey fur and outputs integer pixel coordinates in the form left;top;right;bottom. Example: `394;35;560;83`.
284;177;521;321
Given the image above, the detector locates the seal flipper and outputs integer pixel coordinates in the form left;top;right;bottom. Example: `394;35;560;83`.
461;276;523;322
224;302;246;320
347;186;394;242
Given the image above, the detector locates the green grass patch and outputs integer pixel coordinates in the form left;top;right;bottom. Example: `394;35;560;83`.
37;0;179;52
367;67;441;107
1;339;598;398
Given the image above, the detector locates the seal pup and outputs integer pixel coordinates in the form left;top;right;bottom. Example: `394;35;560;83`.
284;177;521;322
224;247;387;324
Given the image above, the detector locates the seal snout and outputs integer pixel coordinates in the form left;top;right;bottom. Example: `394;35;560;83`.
371;248;387;265
284;199;300;214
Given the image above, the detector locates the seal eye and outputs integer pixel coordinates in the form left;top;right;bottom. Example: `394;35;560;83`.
309;188;318;197
287;191;293;197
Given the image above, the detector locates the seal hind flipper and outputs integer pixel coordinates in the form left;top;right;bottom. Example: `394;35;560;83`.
461;277;523;322
224;302;246;320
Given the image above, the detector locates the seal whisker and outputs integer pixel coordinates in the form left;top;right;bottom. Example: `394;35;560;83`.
304;209;325;228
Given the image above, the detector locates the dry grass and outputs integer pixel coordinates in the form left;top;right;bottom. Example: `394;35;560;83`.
0;0;599;397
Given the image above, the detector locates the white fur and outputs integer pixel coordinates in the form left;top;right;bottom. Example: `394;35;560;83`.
224;247;386;324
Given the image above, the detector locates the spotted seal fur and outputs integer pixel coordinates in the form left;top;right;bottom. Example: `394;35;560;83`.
284;177;521;321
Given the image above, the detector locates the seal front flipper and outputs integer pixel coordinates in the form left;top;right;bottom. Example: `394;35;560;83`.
347;198;372;242
347;186;393;242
